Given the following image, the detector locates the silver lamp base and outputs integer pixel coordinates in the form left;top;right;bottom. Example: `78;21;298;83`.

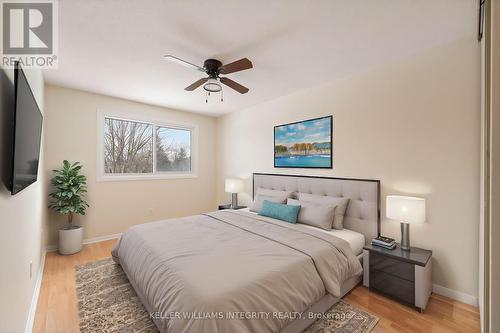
231;193;238;208
401;222;411;251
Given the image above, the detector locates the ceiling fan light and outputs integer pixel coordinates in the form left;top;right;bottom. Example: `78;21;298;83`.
203;78;222;93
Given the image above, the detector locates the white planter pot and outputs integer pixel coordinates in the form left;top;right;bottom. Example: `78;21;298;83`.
59;226;83;255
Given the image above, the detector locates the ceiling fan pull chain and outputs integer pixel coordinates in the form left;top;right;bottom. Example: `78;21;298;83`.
205;91;208;103
221;88;224;102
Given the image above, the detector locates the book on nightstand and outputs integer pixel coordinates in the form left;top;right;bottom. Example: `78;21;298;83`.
371;236;396;250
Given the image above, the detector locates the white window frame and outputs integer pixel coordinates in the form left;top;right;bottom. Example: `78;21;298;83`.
97;110;198;181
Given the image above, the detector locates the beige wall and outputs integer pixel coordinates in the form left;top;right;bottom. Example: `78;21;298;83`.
0;66;44;332
43;85;217;246
216;37;480;300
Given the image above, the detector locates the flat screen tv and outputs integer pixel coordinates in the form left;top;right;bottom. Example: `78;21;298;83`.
9;63;43;195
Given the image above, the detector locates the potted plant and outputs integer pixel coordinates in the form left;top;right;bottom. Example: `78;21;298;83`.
48;160;89;255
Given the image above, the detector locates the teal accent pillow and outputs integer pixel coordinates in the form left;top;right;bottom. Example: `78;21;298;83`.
259;200;301;224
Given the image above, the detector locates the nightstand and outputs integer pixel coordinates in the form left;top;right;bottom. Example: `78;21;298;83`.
218;204;247;210
363;244;432;312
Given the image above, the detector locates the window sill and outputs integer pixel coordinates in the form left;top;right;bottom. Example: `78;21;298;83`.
96;173;198;182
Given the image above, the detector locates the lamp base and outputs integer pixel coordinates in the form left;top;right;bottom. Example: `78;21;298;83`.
231;193;238;209
401;222;411;251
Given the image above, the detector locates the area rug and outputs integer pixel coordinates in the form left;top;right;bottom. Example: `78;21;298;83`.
76;258;378;333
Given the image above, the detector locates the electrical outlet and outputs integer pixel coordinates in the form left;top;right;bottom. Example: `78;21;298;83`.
29;261;33;279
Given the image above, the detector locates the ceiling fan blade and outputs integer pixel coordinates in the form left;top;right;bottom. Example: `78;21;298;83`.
164;55;205;72
185;78;208;91
220;77;249;94
218;58;253;75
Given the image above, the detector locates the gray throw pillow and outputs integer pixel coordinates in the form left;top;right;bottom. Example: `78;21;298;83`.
297;193;350;229
250;194;288;213
287;198;336;230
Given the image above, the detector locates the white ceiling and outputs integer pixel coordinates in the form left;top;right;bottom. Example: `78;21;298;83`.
44;0;476;116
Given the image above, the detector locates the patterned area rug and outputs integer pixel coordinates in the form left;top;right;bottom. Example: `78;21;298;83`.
76;258;378;333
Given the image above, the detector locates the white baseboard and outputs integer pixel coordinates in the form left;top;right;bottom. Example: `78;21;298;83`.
46;233;122;252
433;284;478;307
45;244;57;252
25;250;46;333
83;233;122;245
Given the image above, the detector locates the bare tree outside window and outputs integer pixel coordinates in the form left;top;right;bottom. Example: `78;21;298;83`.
104;118;153;174
102;116;194;177
156;126;191;172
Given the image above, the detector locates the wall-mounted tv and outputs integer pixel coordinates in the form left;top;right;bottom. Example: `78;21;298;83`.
9;62;43;195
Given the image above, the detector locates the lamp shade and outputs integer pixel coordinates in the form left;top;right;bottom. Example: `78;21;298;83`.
386;195;426;224
225;178;244;193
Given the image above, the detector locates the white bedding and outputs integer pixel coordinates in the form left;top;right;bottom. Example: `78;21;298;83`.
298;225;365;255
240;208;365;255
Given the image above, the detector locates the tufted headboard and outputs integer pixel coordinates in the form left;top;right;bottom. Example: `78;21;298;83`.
252;173;380;244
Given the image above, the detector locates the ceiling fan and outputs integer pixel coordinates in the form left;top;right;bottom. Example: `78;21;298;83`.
163;55;253;101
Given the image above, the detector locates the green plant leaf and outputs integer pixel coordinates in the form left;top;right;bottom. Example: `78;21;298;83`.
48;160;89;223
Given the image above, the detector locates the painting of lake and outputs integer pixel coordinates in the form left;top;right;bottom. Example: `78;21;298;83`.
274;116;332;168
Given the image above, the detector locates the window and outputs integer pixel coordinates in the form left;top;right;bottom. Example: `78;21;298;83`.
104;118;153;174
155;126;191;172
98;113;196;180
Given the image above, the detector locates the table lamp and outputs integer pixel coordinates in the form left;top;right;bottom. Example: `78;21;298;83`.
225;178;244;208
386;195;426;251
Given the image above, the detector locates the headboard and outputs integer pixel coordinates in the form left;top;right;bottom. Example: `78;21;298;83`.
252;173;380;244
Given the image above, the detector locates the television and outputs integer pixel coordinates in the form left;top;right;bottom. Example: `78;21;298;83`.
9;63;43;195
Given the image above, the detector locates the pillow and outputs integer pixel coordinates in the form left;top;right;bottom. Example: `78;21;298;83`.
256;187;294;198
259;200;301;224
250;194;288;213
298;193;350;229
287;198;336;230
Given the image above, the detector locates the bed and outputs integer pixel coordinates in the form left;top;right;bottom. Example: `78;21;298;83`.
112;173;380;333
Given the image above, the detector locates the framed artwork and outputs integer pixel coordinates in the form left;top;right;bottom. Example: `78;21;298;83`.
274;116;332;168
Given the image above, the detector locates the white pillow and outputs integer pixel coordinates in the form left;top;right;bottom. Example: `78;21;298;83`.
298;193;350;229
250;194;288;213
287;198;336;230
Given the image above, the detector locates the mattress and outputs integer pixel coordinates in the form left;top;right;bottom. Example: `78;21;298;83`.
240;208;366;255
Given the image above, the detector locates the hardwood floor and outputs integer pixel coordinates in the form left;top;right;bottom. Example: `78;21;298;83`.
34;240;118;333
33;240;480;333
344;284;480;333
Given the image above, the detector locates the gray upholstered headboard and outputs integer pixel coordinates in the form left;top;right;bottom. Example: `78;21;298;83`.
252;173;380;244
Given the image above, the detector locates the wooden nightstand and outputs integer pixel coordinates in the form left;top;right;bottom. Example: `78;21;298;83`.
363;244;432;312
218;204;247;210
